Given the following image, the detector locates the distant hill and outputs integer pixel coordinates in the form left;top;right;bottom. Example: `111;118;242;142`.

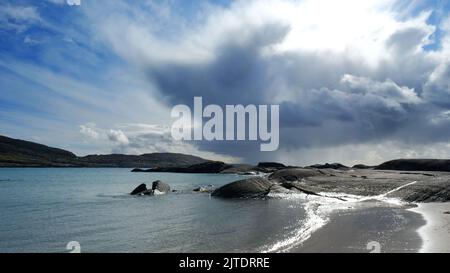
0;135;209;167
376;159;450;172
77;153;209;168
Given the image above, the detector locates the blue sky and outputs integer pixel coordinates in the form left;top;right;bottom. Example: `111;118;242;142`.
1;0;450;165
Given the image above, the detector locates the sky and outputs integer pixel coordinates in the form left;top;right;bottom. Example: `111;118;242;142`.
1;0;450;166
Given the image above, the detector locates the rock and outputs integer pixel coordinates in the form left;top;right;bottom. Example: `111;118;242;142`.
144;161;231;173
376;159;450;172
219;164;257;174
308;163;349;170
152;180;171;193
131;168;147;172
268;168;323;182
193;185;215;193
130;183;148;195
352;164;374;169
211;177;274;198
255;162;288;173
280;182;326;197
257;162;286;169
131;181;171;195
400;172;435;177
185;161;231;173
443;211;450;215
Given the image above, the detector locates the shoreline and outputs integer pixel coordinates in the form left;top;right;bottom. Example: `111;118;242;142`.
409;203;450;253
292;201;425;253
284;199;450;253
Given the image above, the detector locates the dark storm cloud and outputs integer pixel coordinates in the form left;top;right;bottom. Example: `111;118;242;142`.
88;0;450;164
147;22;290;106
138;19;450;163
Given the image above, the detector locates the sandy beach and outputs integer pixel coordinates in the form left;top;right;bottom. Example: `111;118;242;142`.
294;202;425;253
409;203;450;253
287;200;450;253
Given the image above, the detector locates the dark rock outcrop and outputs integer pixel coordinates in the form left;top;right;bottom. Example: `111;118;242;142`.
308;163;349;170
219;164;257;174
352;164;374;169
152;180;171;193
257;162;286;169
268;168;323;182
130;183;150;195
131;181;171;195
131;168;146;172
211;177;274;198
376;159;450;172
142;161;231;173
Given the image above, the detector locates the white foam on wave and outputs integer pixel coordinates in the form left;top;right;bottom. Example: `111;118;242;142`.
260;181;418;252
261;197;328;253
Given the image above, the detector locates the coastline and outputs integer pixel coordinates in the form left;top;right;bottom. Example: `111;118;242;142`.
409;203;450;253
292;202;425;253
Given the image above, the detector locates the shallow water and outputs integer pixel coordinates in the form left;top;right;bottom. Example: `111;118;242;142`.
0;168;307;253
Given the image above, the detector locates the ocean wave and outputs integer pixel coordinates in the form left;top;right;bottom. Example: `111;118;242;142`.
261;198;328;253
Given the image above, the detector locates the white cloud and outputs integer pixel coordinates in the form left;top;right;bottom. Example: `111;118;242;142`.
275;141;450;167
340;74;422;104
107;129;129;146
67;0;81;6
106;123;240;162
95;0;435;68
79;123;99;139
0;4;42;32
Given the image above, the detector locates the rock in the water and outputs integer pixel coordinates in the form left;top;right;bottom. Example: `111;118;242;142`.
268;168;323;182
193;185;215;193
443;211;450;215
211;177;274;198
130;183;148;195
152;180;171;193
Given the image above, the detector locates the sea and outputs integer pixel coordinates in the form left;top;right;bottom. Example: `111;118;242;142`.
0;168;313;253
0;168;424;253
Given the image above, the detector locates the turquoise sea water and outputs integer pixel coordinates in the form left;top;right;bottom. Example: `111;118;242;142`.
0;168;306;253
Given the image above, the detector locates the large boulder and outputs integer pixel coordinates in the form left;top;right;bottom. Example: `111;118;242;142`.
211;177;274;198
130;183;150;195
152;180;171;193
268;168;323;182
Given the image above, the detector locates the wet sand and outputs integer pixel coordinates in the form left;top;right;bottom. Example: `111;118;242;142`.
409;203;450;253
294;202;425;253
